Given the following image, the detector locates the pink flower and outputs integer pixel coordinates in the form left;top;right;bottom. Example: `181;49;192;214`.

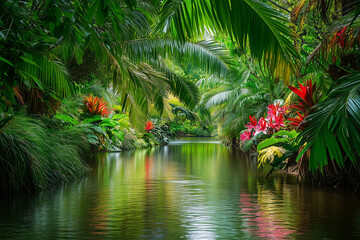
240;130;252;142
267;114;285;131
255;117;268;135
267;104;278;119
245;115;257;130
266;103;287;121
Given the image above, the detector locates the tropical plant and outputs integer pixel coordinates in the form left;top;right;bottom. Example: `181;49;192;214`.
239;103;287;150
257;130;300;170
83;94;112;117
198;69;284;141
0;115;89;193
298;71;360;172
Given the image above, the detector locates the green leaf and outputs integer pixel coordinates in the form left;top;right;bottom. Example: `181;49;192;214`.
112;130;125;141
241;140;253;152
83;115;102;124
299;71;360;171
273;130;299;139
20;56;40;69
54;114;79;125
257;137;288;151
0;56;14;67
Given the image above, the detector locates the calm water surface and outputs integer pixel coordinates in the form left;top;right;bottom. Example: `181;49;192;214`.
1;138;360;239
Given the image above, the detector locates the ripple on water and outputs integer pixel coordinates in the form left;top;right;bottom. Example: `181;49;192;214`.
1;139;360;239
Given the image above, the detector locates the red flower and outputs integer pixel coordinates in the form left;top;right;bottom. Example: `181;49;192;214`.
145;120;155;132
240;130;252;142
255;117;268;135
266;103;287;121
288;79;318;130
270;114;285;131
84;94;111;117
245;115;257;130
267;103;279;119
337;27;347;48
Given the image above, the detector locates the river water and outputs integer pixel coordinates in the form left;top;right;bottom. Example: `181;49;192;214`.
1;138;360;239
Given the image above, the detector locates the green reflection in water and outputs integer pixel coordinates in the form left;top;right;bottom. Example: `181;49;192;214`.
0;139;360;239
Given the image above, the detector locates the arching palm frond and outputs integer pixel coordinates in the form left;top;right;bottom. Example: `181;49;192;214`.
299;71;360;171
205;90;233;109
155;0;299;83
169;75;200;109
17;53;73;97
148;56;200;109
125;39;232;77
199;66;283;139
172;106;198;122
196;75;227;88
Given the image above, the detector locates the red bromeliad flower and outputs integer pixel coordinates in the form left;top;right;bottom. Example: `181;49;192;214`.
245;116;257;130
240;130;252;142
288;79;318;130
145;120;155;133
288;79;317;112
84;94;111;117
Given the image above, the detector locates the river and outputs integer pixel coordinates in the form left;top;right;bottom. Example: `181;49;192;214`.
0;138;360;239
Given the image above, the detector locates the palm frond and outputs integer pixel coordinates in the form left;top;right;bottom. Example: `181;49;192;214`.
205;90;232;109
172;106;198;122
156;0;299;83
17;53;73;97
125;39;232;76
299;71;360;171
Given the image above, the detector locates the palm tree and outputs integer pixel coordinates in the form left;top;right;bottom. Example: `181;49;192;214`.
198;69;286;142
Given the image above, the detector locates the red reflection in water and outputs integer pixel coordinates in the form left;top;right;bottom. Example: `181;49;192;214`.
145;156;153;182
89;199;110;235
240;192;296;239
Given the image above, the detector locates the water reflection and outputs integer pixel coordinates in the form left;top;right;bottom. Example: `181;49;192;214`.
0;139;360;239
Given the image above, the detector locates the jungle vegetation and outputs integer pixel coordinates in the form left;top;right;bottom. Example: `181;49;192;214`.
1;0;360;192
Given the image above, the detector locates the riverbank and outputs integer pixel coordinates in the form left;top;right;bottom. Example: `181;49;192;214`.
220;136;360;191
0;114;171;195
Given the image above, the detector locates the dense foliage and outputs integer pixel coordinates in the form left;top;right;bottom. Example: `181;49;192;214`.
1;0;360;192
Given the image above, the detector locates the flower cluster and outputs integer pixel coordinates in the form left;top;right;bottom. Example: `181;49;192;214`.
83;94;111;117
240;103;287;142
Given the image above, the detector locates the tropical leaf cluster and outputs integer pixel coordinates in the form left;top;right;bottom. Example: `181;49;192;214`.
298;72;360;172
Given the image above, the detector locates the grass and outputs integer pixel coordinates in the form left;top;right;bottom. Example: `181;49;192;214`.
0;115;90;194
